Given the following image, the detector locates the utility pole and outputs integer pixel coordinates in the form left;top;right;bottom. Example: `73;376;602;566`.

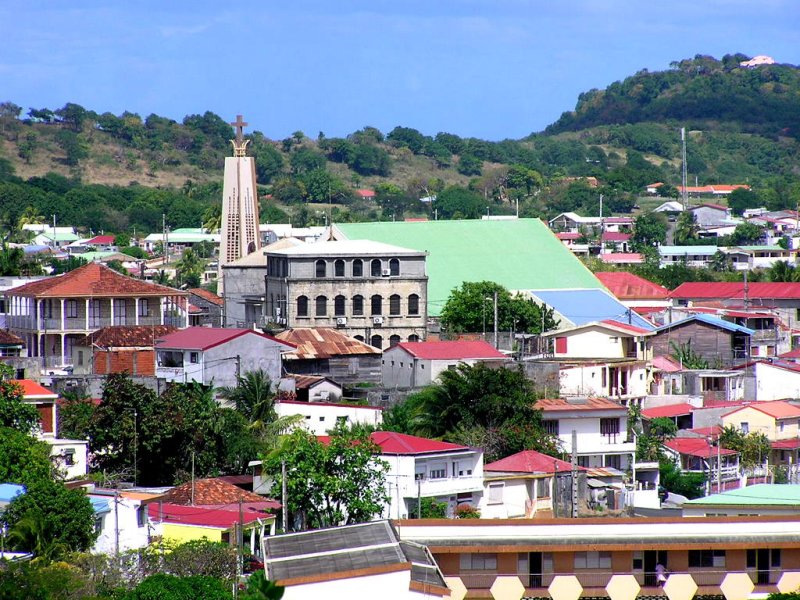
493;291;498;350
417;479;422;519
114;489;120;558
281;460;288;532
571;430;578;518
235;496;244;599
191;452;195;505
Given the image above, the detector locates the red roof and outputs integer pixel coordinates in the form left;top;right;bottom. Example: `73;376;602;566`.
595;271;669;300
556;232;581;240
155;327;294;351
8;263;184;299
187;288;224;307
485;450;580;474
535;398;626;413
600;319;652;335
723;400;800;420
356;189;376;198
85;235;115;245
664;437;737;458
0;330;24;346
317;431;471;455
652;355;683;372
642;403;694;419
78;325;177;348
393;341;506;361
772;439;800;450
12;379;57;400
670;282;800;300
601;232;631;242
147;502;274;529
779;348;800;359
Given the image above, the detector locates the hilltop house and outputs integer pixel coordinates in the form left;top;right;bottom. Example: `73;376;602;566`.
5;263;188;372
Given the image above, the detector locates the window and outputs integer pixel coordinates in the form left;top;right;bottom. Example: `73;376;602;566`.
370;335;383;349
740;422;749;434
352;295;364;316
371;259;382;277
429;465;446;479
408;334;420;342
574;552;611;569
600;418;620;442
389;258;400;276
62;449;75;466
189;352;199;364
315;295;328;316
297;296;309;317
334;295;346;316
334;259;345;277
408;294;419;315
371;295;382;315
66;300;78;318
460;554;497;571
315;259;326;278
137;505;147;527
389;294;401;315
389;334;401;347
139;299;150;317
77;351;84;366
689;550;725;568
487;483;504;504
353;259;363;277
605;454;621;470
536;478;549;497
543;420;559;435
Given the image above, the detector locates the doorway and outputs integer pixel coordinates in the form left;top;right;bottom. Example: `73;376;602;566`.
644;550;667;587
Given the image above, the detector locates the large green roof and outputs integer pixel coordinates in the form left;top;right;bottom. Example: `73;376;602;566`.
332;219;603;316
685;484;800;506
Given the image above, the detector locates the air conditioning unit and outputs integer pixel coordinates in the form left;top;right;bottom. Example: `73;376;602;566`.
373;316;384;326
336;317;347;326
381;268;391;276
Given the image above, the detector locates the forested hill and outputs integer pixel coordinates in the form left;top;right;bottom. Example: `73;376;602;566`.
545;54;800;138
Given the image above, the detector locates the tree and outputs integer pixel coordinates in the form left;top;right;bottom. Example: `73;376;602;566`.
728;187;761;216
124;574;232;600
636;417;677;462
219;369;276;423
57;391;95;440
673;211;699;245
175;247;203;288
457;154;483;176
0;426;52;485
434;185;485;219
719;426;771;470
730;222;763;245
400;363;559;462
408;497;447;519
54;102;89;132
440;281;558;334
768;260;800;282
266;424;389;530
2;479;97;558
631;212;667;250
17;132;38;164
241;571;285;600
670;341;709;369
289;148;326;175
54;130;88;166
350;144;391;176
0;370;39;434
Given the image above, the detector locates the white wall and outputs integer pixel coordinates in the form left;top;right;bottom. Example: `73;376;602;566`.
754;362;800;401
282;569;445;600
480;477;554;519
276;401;383;435
559;363;650;399
47;439;88;480
92;494;151;554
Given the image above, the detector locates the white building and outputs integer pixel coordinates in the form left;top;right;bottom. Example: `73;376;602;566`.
90;489;158;554
382;340;507;389
275;399;383;435
535;397;635;470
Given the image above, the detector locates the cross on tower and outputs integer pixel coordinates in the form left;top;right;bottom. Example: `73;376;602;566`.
230;114;248;143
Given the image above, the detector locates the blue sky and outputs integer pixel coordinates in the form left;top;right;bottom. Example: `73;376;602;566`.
1;1;798;141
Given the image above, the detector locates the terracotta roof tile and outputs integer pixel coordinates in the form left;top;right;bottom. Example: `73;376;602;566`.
7;262;186;299
276;328;380;359
78;325;177;348
0;330;24;346
156;478;265;505
188;288;224;307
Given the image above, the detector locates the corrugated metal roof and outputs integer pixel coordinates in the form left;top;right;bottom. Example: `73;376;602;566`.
394;340;506;360
654;314;755;335
642;403;694;419
78;325;177;348
595;271;669;300
485;450;577;474
277;328;380;359
535;397;627;412
155;327;294;351
528;288;655;331
670;281;800;300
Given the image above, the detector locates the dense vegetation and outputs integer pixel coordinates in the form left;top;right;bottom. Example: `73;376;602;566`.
0;53;798;241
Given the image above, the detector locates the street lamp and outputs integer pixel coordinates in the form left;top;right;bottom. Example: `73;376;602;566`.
482;296;492;341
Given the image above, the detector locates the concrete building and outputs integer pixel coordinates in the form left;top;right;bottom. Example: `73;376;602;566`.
683;484;800;517
381;340;506;389
263;240;428;350
275;398;383;435
155;327;294;389
186;288;223;327
72;325;176;376
90;489;159;554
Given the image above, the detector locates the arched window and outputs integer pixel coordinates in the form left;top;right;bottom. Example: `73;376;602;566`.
389;258;400;276
352;295;364;316
315;295;327;316
371;295;382;315
354;335;365;342
334;295;346;316
389;334;401;347
371;259;382;277
389;294;401;315
334;259;345;277
408;294;420;315
296;295;308;317
353;259;363;277
315;259;326;278
370;335;383;349
408;334;420;342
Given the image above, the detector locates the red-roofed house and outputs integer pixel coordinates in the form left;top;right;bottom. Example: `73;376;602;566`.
72;325;177;376
381;340;507;389
721;401;800;446
356;189;376;200
663;436;740;494
186;288;224;327
358;431;484;519
155;327;295;389
595;272;670;310
642;402;694;430
534;398;635;471
482;450;580;518
5;262;188;372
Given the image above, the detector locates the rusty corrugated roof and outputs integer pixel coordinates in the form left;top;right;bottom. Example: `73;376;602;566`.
78;325;177;348
276;328;380;359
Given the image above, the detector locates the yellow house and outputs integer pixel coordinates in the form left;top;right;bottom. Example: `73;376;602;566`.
721;401;800;441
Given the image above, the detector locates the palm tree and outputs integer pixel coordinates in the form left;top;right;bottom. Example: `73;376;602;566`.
202;204;221;233
17;205;45;229
175;247;203;288
7;508;66;562
768;260;799;282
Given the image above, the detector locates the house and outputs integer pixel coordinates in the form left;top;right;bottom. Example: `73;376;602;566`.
90;489;159;554
651;314;753;368
595;272;670;310
740;55;776;67
381;340;507;389
71;325;176;376
264;521;449;599
548;212;602;232
282;374;342;403
31;227;80;249
653;200;685;213
16;378;88;479
397;515;800;595
262;239;429;350
5;262;188;372
545;320;653;361
356;189;376;200
683;484;800;517
642;403;695;430
527;288;654;332
359;431;484;519
735;360;800;401
481;450;581;519
534;397;634;470
721;401;800;455
155;327;294;389
141;228;219;253
663;436;740;495
67;235;117;254
186;288;223;327
275;328;382;385
147;478;278;550
687;204;735;227
330;219;606;321
275;399;383;435
600;231;631;253
597;253;645;266
259;224;326;246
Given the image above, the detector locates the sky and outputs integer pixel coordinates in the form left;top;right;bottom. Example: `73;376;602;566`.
1;1;798;141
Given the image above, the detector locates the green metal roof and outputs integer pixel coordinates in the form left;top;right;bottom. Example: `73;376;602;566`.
685;484;800;506
332;219;603;316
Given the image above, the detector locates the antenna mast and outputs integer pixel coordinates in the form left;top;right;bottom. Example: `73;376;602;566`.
680;127;689;209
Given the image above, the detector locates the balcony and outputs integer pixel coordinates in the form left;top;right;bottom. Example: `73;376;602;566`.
410;476;483;499
156;366;184;381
